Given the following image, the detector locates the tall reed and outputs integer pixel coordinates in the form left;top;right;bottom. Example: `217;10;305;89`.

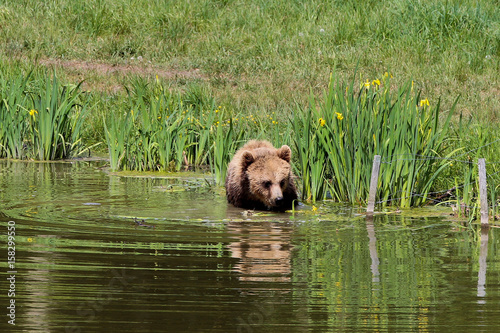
0;72;88;160
29;76;88;160
104;80;247;179
443;121;500;220
211;112;246;186
0;73;30;159
293;73;458;208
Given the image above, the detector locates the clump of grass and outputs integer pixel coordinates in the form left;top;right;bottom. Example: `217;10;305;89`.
29;76;89;159
293;72;458;208
104;79;248;180
104;80;187;171
0;73;29;158
103;110;132;171
211;113;246;186
291;103;328;203
440;121;500;221
0;71;88;160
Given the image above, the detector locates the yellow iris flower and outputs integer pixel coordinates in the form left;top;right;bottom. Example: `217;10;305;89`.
420;98;430;107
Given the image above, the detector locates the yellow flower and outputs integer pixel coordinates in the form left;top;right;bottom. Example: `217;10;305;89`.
336;112;344;120
29;109;38;116
420;98;430;107
364;79;370;89
27;237;33;242
312;205;318;212
372;79;380;86
318;118;326;127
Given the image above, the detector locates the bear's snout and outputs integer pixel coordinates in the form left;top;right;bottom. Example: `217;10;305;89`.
269;185;284;207
274;196;284;206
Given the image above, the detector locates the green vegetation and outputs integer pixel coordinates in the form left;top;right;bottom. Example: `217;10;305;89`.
0;0;499;216
0;71;88;159
102;77;248;182
293;73;458;207
1;0;498;117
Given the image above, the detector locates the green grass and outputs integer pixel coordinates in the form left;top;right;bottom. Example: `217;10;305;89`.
293;72;459;207
0;0;498;120
0;71;88;159
438;120;500;221
102;78;249;180
0;0;499;215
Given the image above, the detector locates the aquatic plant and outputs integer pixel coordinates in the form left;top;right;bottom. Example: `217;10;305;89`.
104;81;187;171
0;72;88;160
291;105;328;202
29;75;89;160
0;73;29;159
104;80;247;177
211;112;245;186
441;122;500;221
293;72;458;208
103;110;132;171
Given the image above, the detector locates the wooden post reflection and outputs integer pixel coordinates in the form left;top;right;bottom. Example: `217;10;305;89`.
366;215;380;283
477;226;489;302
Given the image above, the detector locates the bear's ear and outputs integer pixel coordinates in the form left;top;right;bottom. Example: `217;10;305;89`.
241;151;255;169
277;145;291;163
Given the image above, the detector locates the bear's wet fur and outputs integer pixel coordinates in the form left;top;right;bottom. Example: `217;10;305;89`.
225;140;298;211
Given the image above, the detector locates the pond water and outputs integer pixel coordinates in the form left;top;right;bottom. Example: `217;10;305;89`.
1;160;500;332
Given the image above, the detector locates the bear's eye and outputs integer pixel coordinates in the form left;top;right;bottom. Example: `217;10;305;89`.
280;179;286;188
263;181;272;189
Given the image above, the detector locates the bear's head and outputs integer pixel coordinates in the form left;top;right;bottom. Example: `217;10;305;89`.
241;145;293;209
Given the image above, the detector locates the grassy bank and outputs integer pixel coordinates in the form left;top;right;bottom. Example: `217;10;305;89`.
1;0;498;119
0;0;499;216
2;69;498;220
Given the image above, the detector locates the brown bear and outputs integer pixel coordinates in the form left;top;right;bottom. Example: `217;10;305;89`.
225;140;298;211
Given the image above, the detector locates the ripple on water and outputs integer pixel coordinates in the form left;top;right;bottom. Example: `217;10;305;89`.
1;160;500;332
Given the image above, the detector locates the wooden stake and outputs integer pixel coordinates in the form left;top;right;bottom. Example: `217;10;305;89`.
478;158;489;226
367;155;381;215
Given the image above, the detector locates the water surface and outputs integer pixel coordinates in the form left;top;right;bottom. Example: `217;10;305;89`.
1;160;500;332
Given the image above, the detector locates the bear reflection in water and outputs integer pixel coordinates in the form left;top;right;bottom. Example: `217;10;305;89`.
228;221;293;282
225;140;298;211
